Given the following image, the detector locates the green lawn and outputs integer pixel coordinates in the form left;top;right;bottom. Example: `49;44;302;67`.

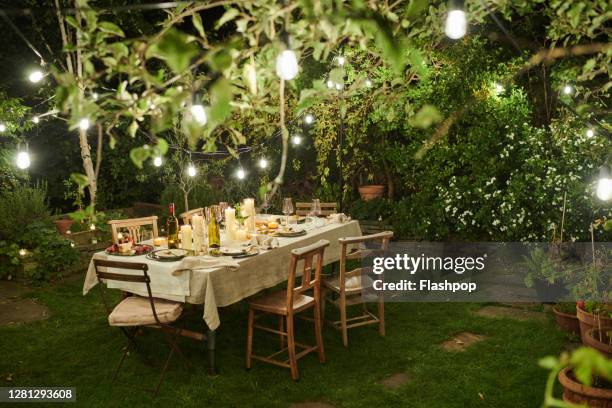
0;275;567;408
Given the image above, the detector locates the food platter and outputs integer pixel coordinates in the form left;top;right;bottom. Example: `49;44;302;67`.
105;244;154;257
146;248;190;262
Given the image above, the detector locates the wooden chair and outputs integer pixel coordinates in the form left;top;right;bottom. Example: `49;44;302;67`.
92;259;189;396
179;208;204;225
295;202;337;216
322;231;393;347
108;216;159;244
246;239;329;380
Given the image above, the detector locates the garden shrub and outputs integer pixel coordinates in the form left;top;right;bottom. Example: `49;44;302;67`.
0;184;50;241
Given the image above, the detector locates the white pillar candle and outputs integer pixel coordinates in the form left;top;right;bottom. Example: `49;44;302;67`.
225;207;236;240
243;198;256;232
181;225;193;250
191;215;204;253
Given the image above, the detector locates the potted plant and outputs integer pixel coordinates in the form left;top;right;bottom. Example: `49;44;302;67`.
540;347;612;408
53;215;74;235
576;301;612;344
552;302;581;336
584;328;612;358
522;247;568;301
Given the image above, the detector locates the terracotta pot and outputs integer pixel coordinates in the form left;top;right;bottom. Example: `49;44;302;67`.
358;185;385;201
577;305;612;344
558;367;612;408
553;306;580;336
584;328;612;358
54;218;74;235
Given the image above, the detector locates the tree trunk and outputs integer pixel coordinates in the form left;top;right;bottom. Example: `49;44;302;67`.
78;128;97;209
183;190;189;213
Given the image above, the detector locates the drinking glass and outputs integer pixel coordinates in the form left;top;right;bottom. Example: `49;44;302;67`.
262;193;272;215
311;199;321;228
282;197;294;226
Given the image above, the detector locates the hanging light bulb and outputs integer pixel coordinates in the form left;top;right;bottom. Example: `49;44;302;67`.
258;158;268;169
596;166;612;201
445;1;467;39
327;79;334;89
563;85;573;95
16;151;31;169
236;168;246;180
365;79;373;88
78;118;90;130
28;70;44;83
304;114;314;125
586;129;595;138
0;123;6;132
153;156;163;167
187;164;197;177
337;55;345;66
190;104;207;124
32;116;40;124
19;248;27;256
291;134;302;145
276;50;299;80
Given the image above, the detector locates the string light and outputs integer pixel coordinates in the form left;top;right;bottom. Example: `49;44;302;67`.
16;151;31;169
586;129;595;138
92;92;99;100
365;79;373;88
32;116;39;124
445;1;467;39
276;50;299;80
78;118;90;130
258;158;268;169
291;134;302;145
190;104;207;124
304;114;314;125
19;248;27;256
337;55;346;66
236;168;246;179
153;156;163;167
0;123;6;132
327;79;334;89
494;82;504;95
596;166;612;201
335;82;343;91
70;242;75;248
28;70;44;83
187;164;197;177
89;224;96;231
563;85;573;95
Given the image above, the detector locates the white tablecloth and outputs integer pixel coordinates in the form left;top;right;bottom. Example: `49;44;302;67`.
83;220;362;330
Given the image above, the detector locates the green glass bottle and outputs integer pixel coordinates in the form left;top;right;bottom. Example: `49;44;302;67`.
207;205;221;249
166;203;179;249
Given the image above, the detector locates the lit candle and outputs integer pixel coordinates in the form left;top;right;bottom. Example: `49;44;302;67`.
224;207;236;240
243;198;256;232
180;225;193;250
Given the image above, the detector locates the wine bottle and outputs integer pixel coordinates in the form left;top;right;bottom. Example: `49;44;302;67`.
166;203;179;249
207;205;221;249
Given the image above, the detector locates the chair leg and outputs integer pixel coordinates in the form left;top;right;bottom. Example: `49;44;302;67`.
154;342;175;397
378;295;385;337
314;302;325;363
286;314;299;381
339;293;348;347
320;289;327;322
246;308;254;369
278;315;285;349
113;343;131;382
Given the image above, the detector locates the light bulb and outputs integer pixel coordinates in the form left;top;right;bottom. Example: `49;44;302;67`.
445;9;467;39
304;114;314;125
90;224;96;231
32;116;39;124
70;242;75;248
258;158;268;169
276;50;299;80
16;151;31;169
337;56;345;66
190;104;207;124
153;156;162;167
563;85;572;95
236;168;246;179
586;129;594;138
92;92;99;100
494;83;504;95
28;70;44;83
335;83;343;90
78;118;90;130
19;248;27;256
292;135;302;145
0;123;6;132
327;79;334;89
596;177;612;201
187;164;197;177
365;79;373;88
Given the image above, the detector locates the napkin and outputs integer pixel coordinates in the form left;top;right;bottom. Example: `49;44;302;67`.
180;256;240;271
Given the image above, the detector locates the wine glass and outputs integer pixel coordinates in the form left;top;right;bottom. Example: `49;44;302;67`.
311;199;321;228
262;193;272;215
282;197;294;226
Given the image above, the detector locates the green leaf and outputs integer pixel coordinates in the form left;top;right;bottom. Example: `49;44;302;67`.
128;121;138;138
155;138;169;155
129;146;150;169
404;0;428;19
538;356;559;370
192;13;206;38
208;77;232;125
98;21;125;37
70;173;90;194
64;16;79;30
410;104;442;129
215;8;239;29
146;28;198;74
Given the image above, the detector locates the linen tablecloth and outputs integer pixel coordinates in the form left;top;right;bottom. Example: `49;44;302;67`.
83;220;362;330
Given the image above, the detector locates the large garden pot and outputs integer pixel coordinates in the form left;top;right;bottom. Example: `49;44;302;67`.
358;185;385;201
54;218;74;235
577;305;612;344
552;306;580;336
558;367;612;408
584;328;612;358
533;278;568;303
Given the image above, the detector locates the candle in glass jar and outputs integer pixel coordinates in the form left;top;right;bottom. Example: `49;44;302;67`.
192;214;204;253
243;198;255;232
180;225;193;250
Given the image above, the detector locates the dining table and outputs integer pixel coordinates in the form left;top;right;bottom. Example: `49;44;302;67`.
82;217;362;374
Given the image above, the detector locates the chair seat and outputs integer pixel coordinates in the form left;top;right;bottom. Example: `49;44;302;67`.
249;290;314;315
323;275;373;294
108;296;183;326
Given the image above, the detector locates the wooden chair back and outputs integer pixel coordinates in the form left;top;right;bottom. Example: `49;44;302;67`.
295;202;337;216
286;239;329;310
92;259;163;325
108;216;159;244
180;207;204;225
338;231;393;292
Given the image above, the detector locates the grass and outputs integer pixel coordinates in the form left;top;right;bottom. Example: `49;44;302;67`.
0;275;568;408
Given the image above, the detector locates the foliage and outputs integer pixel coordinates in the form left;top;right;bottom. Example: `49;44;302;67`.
0;240;22;279
0;184;50;241
0;91;32;191
349;198;393;221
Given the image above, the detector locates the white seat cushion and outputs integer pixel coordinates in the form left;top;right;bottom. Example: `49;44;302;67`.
108;296;183;326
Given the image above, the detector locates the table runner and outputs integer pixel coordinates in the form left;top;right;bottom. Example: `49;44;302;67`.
83;220;362;330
